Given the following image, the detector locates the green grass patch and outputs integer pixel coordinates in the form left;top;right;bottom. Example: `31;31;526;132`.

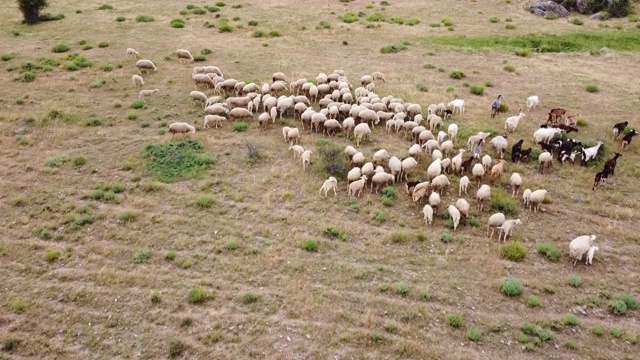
2;53;16;61
313;140;348;179
339;11;359;23
585;84;599;93
449;70;465;79
501;278;523;296
171;18;185;28
136;15;155;22
187;286;209;304
116;16;125;22
527;295;541;307
469;84;484;95
252;29;266;37
537;243;560;261
141;140;215;183
52;43;70;53
194;194;215;208
380;43;408;53
467;327;482;341
367;13;384;22
134;248;150;263
302;238;318;251
446;313;464;328
44;248;61;262
499;241;527;261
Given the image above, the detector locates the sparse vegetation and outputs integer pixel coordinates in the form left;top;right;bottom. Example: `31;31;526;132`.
568;275;581;288
527;296;541;307
449;70;465;79
141;140;214;183
302;238;318;251
446;313;464;328
585;84;599;93
501;278;523;296
136;14;155;22
537;243;560;261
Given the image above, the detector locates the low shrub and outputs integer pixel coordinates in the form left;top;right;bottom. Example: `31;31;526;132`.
501;278;523;296
187;286;208;304
570;17;583;25
505;24;516;29
446;313;464;328
503;64;516;72
609;299;628;315
585;84;599;93
193;54;206;61
469;84;484;95
116;16;125;22
232;121;248;132
499;241;527;261
568;275;581;288
136;15;155;22
449;70;465;79
171;18;185;28
98;4;114;10
441;232;453;243
617;292;637;310
537;243;560;261
489;17;499;23
302;238;318;251
52;43;70;53
131;100;145;109
527;295;541;307
467;327;482;341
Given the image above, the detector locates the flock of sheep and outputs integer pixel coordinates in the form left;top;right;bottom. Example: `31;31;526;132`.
122;47;639;267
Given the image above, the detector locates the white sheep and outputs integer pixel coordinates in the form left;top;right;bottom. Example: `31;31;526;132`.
455;198;470;219
586;246;598;265
441;158;451;174
205;96;222;108
429;191;441;213
136;59;157;74
445;124;458;144
526;95;539;111
371;172;394;194
467;132;491;151
459;176;469;196
344;145;357;160
348;175;367;197
431;174;450;195
490;136;508;159
423;204;433;225
533;127;563;144
372;71;386;84
490;160;506;181
569;235;596;266
471;163;484;185
126;48;139;59
258;112;271;131
351;153;365;168
193;74;215;89
528;189;547;213
202;115;226;129
504;109;526;133
448;99;465;116
190;91;207;106
169;122;196;136
176;49;194;63
354;123;371;147
497;219;522;242
319;177;338;198
427;158;442;181
372;149;390;166
289;145;304;159
432;149;443;161
451;149;465;173
139;89;159;100
538;151;553;174
448;205;461;231
482;154;492;170
522;188;532;207
301;150;312;171
388;156;402;182
228;108;253;121
401;157;418;181
510;173;522;198
408;144;422;158
429;115;443;132
439;140;454;157
131;74;144;86
205;104;229;117
476;184;491;211
487;212;505;239
287;127;301;145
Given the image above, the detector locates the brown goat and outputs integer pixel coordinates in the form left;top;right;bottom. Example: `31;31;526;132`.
547;108;567;124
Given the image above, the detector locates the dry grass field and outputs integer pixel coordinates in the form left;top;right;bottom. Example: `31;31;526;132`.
2;0;640;359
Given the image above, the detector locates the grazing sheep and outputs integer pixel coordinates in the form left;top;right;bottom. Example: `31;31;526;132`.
497;219;522;242
522;188;532;207
372;71;387;84
205;104;229;117
472;163;485;186
344;145;357;160
490;135;508;159
169;122;196;136
455;198;470;219
319;177;338;198
287;127;301;145
190;91;207;106
176;49;194;63
408;144;422;158
289;145;304;159
427;158;442;181
476;184;491;211
447;123;458;142
205;96;223;108
612;121;628;140
228;108;253;121
272;72;286;84
348;175;368;197
139;89;159;100
538;151;553;174
533;127;563;144
448;99;465;116
282;126;291;142
401;157;418;182
131;74;144;86
429;115;443;132
440;140;454;156
193;74;215;89
569;235;596;266
432;149;443;161
352;153;366;168
354;123;372;147
437;131;448;144
412;185;430;203
136;59;157;74
526;95;539;111
389;156;402;182
204;66;223;77
510;173;522;198
301;150;312;171
448;205;461;231
581;141;603;166
487;212;505;239
490;160;506;181
371;172;395;194
423;139;440;155
423;205;434;225
441;158;452;174
451;149;465;173
429;191;441;213
478;157;491;175
467;132;491;151
202;115;226;129
406;180;425;195
372;149;390;166
622;129;638;149
257;112;271;131
586;246;598;265
528;189;547;213
459;176;470;196
347;167;362;185
504;109;526;133
431;174;450;195
126;48;139;59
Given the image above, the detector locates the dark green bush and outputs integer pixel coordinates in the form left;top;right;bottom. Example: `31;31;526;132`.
313;140;347;179
449;70;465;79
499;241;528;261
52;43;70;53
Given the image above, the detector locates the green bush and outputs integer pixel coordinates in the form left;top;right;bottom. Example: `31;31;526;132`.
423;63;435;69
499;241;527;261
141;140;214;183
469;84;484;95
268;30;280;37
90;79;106;88
193;7;206;14
219;22;234;32
617;293;637;310
1;53;16;61
205;5;220;12
467;327;482;341
21;71;36;82
313;140;347;179
188;286;208;303
441;17;453;26
503;64;515;72
215;1;226;6
302;238;318;251
570;17;583;25
585;84;599;93
339;11;359;23
52;43;70;53
395;282;409;296
44;248;61;262
136;14;155;22
527;295;541;307
193;54;206;61
609;300;628;315
489;17;499;23
501;278;523;296
171;18;185;28
505;24;516;29
446;313;464;328
98;4;114;10
116;16;125;22
562;314;579;326
568;275;581;288
366;12;384;22
545;13;558;20
389;230;408;243
252;29;266;37
134;248;150;263
232;121;248;132
449;70;465;79
592;325;604;336
514;48;531;57
194;194;215;208
490;188;518;215
248;20;258;26
537;243;560;261
380;43;408;53
441;232;453;243
406;18;420;26
131;100;145;109
484;81;493;87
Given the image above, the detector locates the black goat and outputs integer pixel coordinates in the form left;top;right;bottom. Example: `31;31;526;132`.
603;152;622;175
518;148;532;163
511;139;524;162
592;168;612;191
405;180;423;195
612;121;628;140
622;129;638;149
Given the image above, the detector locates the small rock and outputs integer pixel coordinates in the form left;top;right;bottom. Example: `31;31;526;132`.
14;127;27;135
590;13;605;20
286;336;291;341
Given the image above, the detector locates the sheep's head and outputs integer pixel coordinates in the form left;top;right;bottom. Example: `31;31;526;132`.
514;219;522;225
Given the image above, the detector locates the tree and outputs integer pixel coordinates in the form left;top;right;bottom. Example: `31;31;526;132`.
17;0;49;24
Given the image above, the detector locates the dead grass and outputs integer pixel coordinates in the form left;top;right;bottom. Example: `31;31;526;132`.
0;0;639;359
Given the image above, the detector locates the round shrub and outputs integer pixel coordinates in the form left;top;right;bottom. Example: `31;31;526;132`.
131;100;145;109
585;84;599;93
116;16;125;22
503;64;516;72
467;327;482;341
537;243;560;261
135;14;155;22
505;24;516;29
441;232;453;243
171;18;185;28
98;41;109;48
500;278;523;296
446;313;464;328
469;84;484;96
252;29;266;38
609;300;627;315
499;241;527;261
21;71;36;82
527;295;541;307
449;70;465;79
193;54;206;61
52;43;70;53
192;8;206;15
